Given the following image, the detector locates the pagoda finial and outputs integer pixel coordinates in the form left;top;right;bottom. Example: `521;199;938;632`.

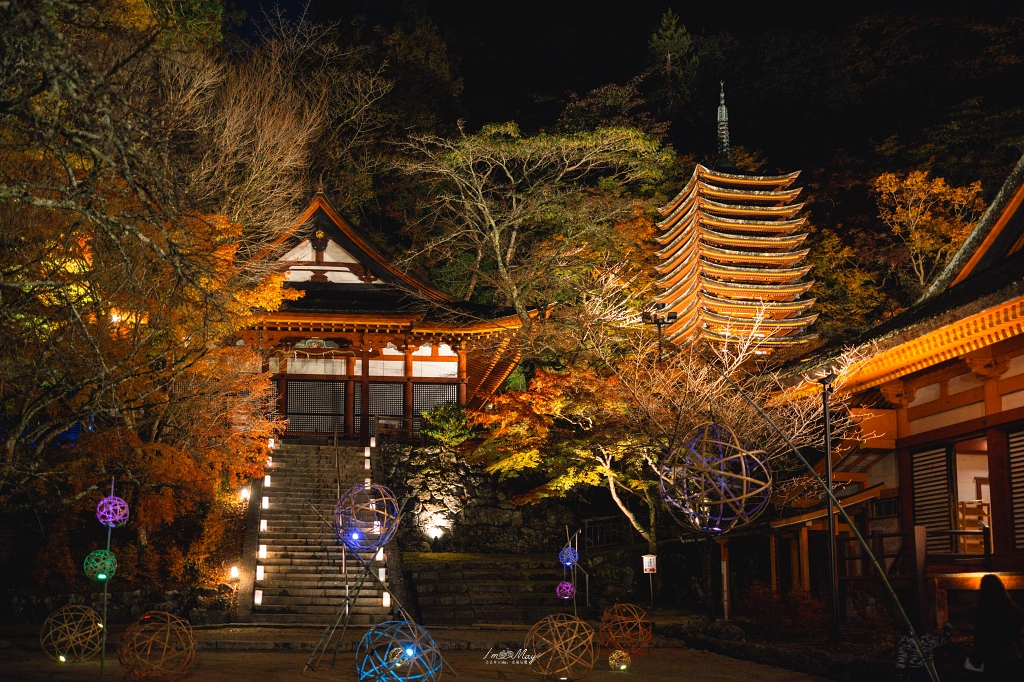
717;81;731;163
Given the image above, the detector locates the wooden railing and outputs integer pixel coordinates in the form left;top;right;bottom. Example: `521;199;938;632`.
582;516;640;552
925;524;993;569
372;416;423;444
838;531;914;581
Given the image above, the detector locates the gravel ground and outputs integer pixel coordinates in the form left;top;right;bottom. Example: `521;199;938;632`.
1;645;828;681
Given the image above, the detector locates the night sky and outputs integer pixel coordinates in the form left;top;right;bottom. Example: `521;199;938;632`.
232;1;1019;171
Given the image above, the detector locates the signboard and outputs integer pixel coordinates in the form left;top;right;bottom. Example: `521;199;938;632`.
642;554;657;574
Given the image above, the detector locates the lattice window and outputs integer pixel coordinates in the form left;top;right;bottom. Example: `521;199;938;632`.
912;446;954;553
354;386;362;435
412;383;459;434
413;384;458;415
285;381;345;434
368;382;403;435
1010;430;1024;549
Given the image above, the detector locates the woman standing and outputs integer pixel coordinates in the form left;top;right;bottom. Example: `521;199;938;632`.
969;574;1024;680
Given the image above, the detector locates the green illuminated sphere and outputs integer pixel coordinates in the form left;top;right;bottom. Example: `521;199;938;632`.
83;549;117;583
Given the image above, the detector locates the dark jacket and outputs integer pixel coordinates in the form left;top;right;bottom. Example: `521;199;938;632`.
971;602;1024;668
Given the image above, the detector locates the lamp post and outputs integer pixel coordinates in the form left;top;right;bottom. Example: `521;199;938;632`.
819;372;839;645
642;304;677;362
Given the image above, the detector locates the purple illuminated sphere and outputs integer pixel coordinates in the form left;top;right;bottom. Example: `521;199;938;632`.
96;496;130;528
556;581;576;600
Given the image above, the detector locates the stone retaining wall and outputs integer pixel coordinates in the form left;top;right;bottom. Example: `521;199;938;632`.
379;445;577;554
4;585;238;625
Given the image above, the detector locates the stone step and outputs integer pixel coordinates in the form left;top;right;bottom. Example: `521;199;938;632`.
248;445;389;626
251;610;385;622
253;604;388;615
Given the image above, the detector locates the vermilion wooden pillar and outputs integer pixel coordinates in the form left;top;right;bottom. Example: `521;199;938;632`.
987;427;1013;559
361;347;370;445
403;346;414;433
457;345;468;406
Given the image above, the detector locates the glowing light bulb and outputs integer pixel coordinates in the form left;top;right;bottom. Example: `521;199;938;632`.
405;648;414;656
230;566;239;580
351;532;360;540
59;655;66;663
240;487;250;501
97;573;107;581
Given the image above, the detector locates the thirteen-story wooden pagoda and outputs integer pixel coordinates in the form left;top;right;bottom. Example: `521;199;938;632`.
653;86;817;347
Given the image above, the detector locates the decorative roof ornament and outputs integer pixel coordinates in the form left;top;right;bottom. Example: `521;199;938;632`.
717;81;732;168
294;338;339;349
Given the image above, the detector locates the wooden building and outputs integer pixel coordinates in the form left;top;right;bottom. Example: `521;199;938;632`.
653;86;817;347
769;155;1024;625
239;190;522;443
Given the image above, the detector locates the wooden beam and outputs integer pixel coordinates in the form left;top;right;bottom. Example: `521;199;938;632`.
832;471;870;484
770;485;883;528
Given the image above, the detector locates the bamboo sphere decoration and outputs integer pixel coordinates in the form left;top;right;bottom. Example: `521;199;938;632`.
556;580;576;600
659;422;771;533
524;613;597;681
96;495;130;528
608;649;631;671
335;483;400;551
40;605;103;663
119;611;195;681
599;603;652;653
558;545;578;567
355;619;442;682
83;549;117;582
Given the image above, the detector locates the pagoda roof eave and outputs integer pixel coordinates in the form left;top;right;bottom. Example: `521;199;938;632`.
699;329;817;346
700;185;803;204
702;244;810;264
656;197;700;234
657;168;702;216
701;308;818;329
700;215;808;233
254;310;523;336
700;260;813;281
695;165;801;188
700;275;814;298
702;229;810;250
701;198;805;218
701;291;817;313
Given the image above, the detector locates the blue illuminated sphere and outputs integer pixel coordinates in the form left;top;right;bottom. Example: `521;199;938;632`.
356;620;441;682
335;483;400;551
558;545;578;567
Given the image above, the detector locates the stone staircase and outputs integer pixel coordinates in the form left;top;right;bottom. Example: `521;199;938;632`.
252;444;391;625
407;556;577;626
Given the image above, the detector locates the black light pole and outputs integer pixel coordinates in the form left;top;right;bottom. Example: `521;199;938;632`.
642;303;677;362
819;372;840;645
